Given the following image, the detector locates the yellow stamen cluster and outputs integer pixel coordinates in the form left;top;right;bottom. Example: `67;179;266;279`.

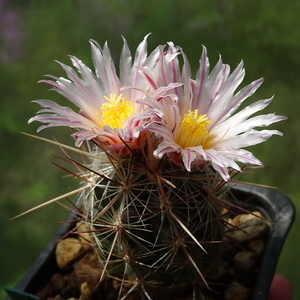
175;109;212;149
101;94;134;129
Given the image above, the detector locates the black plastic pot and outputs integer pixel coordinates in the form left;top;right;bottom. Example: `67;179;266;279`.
5;184;295;300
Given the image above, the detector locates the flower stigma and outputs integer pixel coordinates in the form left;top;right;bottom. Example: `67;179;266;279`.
175;109;213;149
101;94;134;129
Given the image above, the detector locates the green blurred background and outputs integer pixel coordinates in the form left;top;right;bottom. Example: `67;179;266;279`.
1;0;300;298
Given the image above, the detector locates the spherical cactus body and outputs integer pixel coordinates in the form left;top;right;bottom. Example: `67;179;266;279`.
82;137;226;297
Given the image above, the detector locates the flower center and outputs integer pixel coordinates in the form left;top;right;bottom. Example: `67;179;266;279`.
175;109;212;149
101;94;134;129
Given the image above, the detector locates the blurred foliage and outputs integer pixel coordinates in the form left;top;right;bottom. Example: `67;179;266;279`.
1;0;300;298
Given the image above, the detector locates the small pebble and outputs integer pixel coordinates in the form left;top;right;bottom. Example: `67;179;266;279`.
50;273;67;292
224;281;251;300
234;251;255;270
73;260;101;287
56;237;83;269
247;239;265;257
79;282;91;300
226;211;269;243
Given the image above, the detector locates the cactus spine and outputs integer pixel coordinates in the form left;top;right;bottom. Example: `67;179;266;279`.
80;133;226;298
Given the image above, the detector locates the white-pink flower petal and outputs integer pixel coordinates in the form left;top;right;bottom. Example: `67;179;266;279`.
29;35;159;150
142;43;286;181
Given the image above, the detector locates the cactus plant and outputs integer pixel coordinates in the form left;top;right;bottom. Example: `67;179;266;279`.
25;35;286;299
